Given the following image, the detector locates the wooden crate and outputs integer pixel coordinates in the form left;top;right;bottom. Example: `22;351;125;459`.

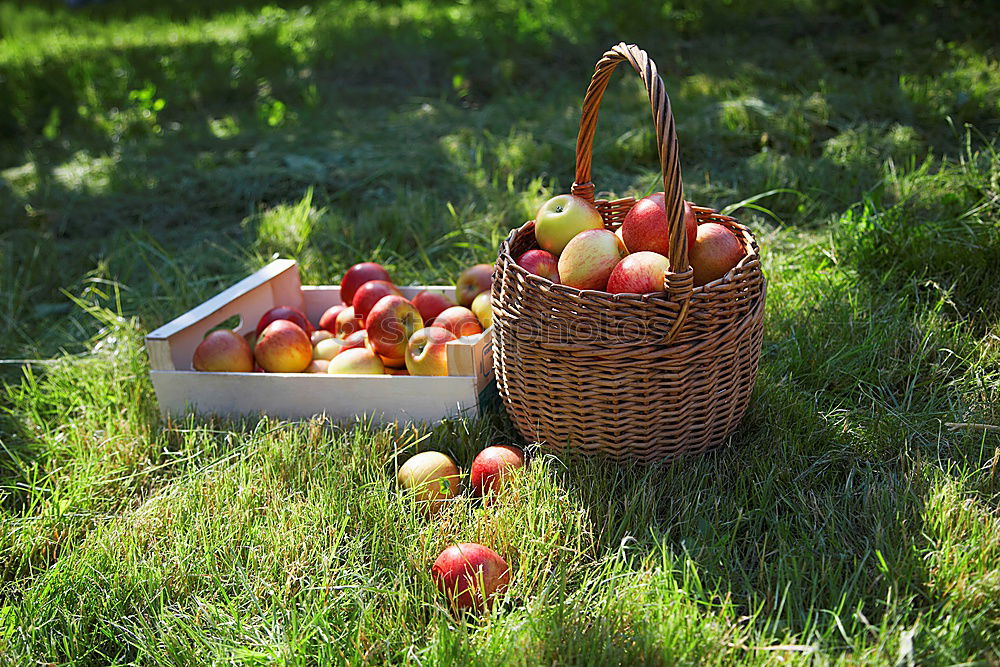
144;259;496;423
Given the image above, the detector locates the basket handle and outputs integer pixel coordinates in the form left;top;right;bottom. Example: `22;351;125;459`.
572;43;689;275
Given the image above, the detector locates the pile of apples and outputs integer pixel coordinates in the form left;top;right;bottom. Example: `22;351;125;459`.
518;192;746;292
192;262;495;376
398;444;526;614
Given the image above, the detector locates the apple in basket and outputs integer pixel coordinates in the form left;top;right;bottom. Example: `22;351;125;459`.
192;329;254;372
470;445;525;497
620;193;697;258
340;262;392;306
534;194;604;255
405;327;458;376
606;251;671;295
433;306;483;338
515;249;560;282
397;451;461;515
412;290;455;324
690;223;746;287
456;264;494;307
366;296;424;360
557;228;627;291
432;543;510;614
254;320;313;373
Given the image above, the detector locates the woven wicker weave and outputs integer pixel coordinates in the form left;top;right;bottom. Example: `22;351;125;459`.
492;43;767;462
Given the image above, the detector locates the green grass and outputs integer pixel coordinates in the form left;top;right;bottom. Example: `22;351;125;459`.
1;0;998;664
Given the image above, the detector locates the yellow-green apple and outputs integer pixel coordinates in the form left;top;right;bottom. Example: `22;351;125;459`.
352;279;402;321
334;306;364;338
313;337;342;361
412;290;455;325
311;329;334;346
470;445;525;497
515;249;560;282
470;291;492;329
254;320;312;372
327;347;385;374
340;262;391;306
304;359;330;373
397;451;461;515
365;295;424;360
318;304;347;332
690;222;745;286
432;543;510;614
433;306;483;338
192;330;254;372
405;327;458;376
606;250;670;294
456;264;493;307
256;305;313;336
534;194;603;255
620;193;697;258
557;228;627;291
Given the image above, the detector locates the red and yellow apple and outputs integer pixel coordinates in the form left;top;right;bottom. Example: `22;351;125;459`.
557;228;627;291
365;295;424;360
334;306;365;338
606;251;670;294
470;291;492;329
311;329;334;346
340;329;368;353
620;193;697;259
352;279;402;322
318;304;347;333
690;222;745;287
456;264;493;307
304;359;330;373
255;305;312;336
254;320;313;373
533;194;603;255
327;347;385;374
397;451;461;515
432;543;510;614
340;262;392;306
412;290;455;324
192;329;254;372
313;337;342;361
470;445;525;497
432;306;483;338
515;248;560;282
405;327;458;376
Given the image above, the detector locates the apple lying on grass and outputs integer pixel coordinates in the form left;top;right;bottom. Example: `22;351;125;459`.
470;291;492;329
456;264;493;307
405;327;458;376
534;194;603;255
340;262;392;306
620;193;697;258
397;451;461;515
353;279;402;321
433;306;483;338
255;320;312;373
366;296;424;361
470;445;525;497
432;543;510;614
412;290;455;325
193;329;254;372
557;228;627;291
606;250;671;295
256;305;312;336
690;222;746;287
515;248;560;282
327;347;385;374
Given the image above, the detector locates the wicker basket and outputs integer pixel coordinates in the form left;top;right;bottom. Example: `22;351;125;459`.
492;43;767;462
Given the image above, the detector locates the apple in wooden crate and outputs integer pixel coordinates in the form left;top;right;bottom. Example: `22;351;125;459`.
353;279;402;321
334;306;364;338
456;264;493;307
318;304;347;333
606;251;671;294
470;445;525;497
397;451;461;515
340;262;392;306
690;222;745;287
192;330;254;372
405;327;457;376
412;290;455;325
470;291;492;329
304;359;330;373
433;306;483;338
366;296;423;361
515;248;560;282
432;543;510;614
311;329;334;346
256;305;313;336
620;193;697;259
254;320;312;372
557;228;627;291
312;337;341;361
327;347;385;374
534;194;603;255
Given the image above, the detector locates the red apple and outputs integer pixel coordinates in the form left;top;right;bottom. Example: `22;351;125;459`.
412;290;455;324
254;320;312;373
340;329;368;353
690;222;745;287
192;329;254;372
318;304;347;333
405;327;458;376
456;264;493;307
397;451;461;515
557;228;627;291
365;296;424;360
340;262;392;306
432;543;510;614
606;251;671;295
327;347;385;374
620;193;697;259
432;306;483;338
334;306;365;338
256;305;312;336
534;194;604;255
470;445;525;497
516;248;560;282
353;280;402;321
